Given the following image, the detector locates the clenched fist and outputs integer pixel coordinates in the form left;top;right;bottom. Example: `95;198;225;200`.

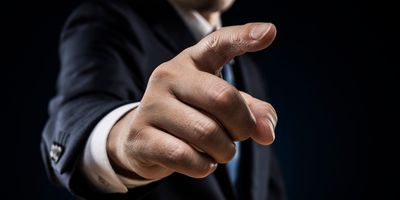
107;23;278;181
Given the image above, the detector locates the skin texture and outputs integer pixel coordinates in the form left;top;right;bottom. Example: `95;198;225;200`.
107;22;278;181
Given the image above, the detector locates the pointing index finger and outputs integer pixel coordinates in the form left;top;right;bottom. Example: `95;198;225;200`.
183;23;276;74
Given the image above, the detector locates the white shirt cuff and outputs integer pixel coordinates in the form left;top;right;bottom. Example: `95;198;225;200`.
80;102;155;193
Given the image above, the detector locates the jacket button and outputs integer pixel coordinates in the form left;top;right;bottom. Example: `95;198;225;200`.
50;143;63;163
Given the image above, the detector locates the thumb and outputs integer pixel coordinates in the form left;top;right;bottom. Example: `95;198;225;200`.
240;92;278;145
182;23;276;74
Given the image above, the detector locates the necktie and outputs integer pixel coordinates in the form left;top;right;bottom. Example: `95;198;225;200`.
222;61;241;186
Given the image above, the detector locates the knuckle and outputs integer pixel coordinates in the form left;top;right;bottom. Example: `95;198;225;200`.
165;143;186;164
204;34;220;52
192;119;219;142
210;83;238;109
203;34;232;63
150;63;174;82
199;32;233;65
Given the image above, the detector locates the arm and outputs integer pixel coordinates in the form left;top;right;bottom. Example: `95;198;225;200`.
40;2;147;198
42;3;278;200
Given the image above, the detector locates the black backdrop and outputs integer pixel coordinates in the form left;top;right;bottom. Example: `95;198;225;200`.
1;0;394;199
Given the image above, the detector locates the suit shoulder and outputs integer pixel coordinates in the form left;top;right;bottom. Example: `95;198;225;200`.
62;0;142;34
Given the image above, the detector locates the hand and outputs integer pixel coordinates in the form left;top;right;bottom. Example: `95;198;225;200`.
107;23;278;181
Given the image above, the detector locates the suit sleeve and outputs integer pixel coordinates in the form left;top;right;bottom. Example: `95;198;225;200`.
40;2;156;199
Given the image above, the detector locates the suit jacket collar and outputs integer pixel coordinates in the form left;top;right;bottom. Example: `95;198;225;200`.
168;0;218;41
150;0;197;53
128;0;197;54
152;14;197;53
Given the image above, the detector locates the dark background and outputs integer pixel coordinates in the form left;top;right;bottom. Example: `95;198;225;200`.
1;0;394;199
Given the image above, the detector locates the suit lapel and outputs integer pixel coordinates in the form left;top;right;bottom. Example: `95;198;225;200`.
129;0;197;54
152;15;196;54
149;0;196;53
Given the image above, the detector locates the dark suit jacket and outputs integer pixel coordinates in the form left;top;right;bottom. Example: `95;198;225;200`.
41;0;286;199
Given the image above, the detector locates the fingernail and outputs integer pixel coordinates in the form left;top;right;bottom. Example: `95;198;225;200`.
250;23;272;40
210;162;218;171
266;120;276;143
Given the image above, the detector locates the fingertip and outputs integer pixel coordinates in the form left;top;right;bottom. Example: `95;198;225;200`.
248;22;277;51
206;162;218;176
210;162;218;172
250;23;273;40
267;24;277;44
193;162;218;179
252;118;276;145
